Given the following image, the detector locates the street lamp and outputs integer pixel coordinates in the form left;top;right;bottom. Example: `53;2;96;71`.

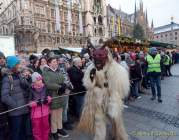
171;16;174;46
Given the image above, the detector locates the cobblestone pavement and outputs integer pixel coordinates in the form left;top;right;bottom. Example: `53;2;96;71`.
61;64;179;140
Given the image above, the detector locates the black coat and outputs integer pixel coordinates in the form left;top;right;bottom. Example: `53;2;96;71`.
130;62;142;81
0;66;8;127
67;66;86;96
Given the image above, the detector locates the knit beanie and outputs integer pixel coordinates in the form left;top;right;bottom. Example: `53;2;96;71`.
6;56;20;69
31;72;42;83
0;51;5;58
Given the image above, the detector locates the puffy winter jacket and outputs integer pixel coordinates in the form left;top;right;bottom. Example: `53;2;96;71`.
29;87;51;119
1;68;29;116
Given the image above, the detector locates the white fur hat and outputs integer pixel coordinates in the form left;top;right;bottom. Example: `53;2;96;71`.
31;72;42;83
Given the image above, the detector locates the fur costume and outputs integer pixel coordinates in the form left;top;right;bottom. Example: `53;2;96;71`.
78;44;130;140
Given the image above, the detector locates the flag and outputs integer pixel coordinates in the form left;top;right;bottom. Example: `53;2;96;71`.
114;15;117;36
55;0;61;32
78;0;83;34
117;16;121;36
111;16;115;37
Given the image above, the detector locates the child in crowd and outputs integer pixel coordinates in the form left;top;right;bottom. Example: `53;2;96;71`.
29;72;52;140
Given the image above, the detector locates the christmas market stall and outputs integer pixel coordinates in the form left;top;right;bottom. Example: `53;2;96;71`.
107;36;149;53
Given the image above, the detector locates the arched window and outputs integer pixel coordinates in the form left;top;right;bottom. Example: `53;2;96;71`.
99;28;103;36
94;28;97;36
98;15;103;25
93;17;96;24
6;28;8;34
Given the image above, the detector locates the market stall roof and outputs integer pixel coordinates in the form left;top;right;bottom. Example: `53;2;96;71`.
115;36;149;47
149;41;178;49
51;47;82;55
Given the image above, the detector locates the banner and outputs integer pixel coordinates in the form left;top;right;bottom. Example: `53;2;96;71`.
67;0;72;33
55;0;61;32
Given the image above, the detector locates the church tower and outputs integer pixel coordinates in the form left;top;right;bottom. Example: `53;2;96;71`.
82;0;108;45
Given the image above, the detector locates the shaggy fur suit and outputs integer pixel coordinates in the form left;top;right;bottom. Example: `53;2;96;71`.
78;49;130;140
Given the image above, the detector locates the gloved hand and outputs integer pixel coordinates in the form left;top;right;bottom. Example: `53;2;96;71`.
29;101;37;108
58;83;67;95
67;84;73;90
37;99;42;106
47;96;52;103
43;97;48;105
90;68;96;82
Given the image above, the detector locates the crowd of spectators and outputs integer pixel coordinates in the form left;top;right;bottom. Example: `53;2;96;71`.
0;47;178;140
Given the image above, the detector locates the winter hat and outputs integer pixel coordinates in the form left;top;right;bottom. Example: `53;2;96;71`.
139;51;144;56
130;52;136;60
20;66;34;74
31;72;42;83
0;51;5;58
6;56;20;69
149;47;157;55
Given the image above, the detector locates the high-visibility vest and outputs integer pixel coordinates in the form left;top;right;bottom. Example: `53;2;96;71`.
163;55;170;65
146;54;161;72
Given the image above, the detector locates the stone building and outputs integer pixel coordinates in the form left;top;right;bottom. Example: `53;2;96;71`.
0;0;108;53
107;4;134;37
80;0;108;45
154;21;179;46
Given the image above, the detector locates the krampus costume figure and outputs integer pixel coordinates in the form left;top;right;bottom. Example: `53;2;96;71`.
78;40;130;140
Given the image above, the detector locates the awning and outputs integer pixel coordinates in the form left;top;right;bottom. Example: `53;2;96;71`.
59;47;82;53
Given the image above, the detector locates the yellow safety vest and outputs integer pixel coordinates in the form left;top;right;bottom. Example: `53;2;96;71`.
163;55;170;65
146;54;161;72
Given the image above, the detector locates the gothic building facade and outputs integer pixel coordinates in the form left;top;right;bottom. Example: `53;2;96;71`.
134;1;154;40
82;0;108;45
107;1;154;40
0;0;108;53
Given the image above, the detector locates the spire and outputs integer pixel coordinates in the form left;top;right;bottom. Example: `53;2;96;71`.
145;9;148;25
151;19;154;29
119;3;121;11
140;0;143;12
134;0;137;24
171;16;174;24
